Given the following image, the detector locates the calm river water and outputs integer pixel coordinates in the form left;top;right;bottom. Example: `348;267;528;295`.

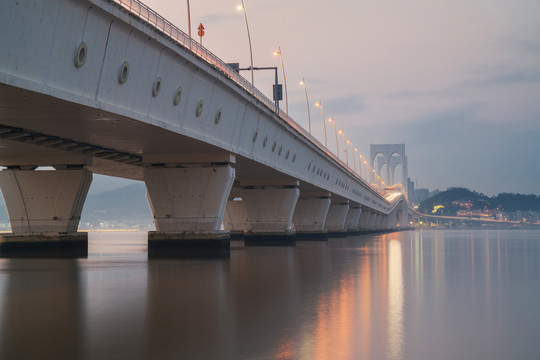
0;229;539;360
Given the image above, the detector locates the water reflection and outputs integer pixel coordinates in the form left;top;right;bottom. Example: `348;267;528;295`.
0;259;83;359
0;230;539;359
386;239;404;360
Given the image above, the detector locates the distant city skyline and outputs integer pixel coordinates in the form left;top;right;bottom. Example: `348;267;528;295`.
140;0;539;195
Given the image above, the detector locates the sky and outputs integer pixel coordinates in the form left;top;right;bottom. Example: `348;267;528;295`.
137;0;540;196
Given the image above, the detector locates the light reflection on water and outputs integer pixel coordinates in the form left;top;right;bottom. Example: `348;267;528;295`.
0;230;539;359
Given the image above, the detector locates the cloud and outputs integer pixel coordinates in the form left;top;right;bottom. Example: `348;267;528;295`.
463;66;540;87
320;94;365;116
392;104;540;195
201;12;238;25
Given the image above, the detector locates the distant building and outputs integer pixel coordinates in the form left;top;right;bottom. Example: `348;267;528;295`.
415;189;431;203
407;178;415;203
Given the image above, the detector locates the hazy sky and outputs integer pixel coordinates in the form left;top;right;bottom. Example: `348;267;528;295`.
139;0;540;195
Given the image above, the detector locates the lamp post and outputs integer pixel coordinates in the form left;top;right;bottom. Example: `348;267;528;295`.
314;101;328;147
237;1;254;85
186;0;192;49
273;47;288;114
338;129;348;165
359;154;365;178
346;139;352;166
328;117;339;157
363;160;368;181
353;148;358;172
299;78;311;134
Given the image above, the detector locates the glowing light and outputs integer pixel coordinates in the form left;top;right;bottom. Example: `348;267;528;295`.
385;192;402;202
315;101;321;107
236;4;243;10
432;205;445;214
273;50;280;56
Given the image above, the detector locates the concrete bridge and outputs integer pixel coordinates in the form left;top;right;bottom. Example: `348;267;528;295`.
0;0;407;256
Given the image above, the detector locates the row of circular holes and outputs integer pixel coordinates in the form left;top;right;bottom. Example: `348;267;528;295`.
74;42;224;123
76;43;351;194
252;131;297;163
76;42;349;185
308;162;331;181
336;179;350;191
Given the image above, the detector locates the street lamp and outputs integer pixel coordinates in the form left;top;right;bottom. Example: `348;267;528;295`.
363;159;368;180
338;129;348;165
299;78;311;134
353;148;358;172
359;154;365;178
346;139;352;166
273;47;288;114
314;101;328;147
186;0;192;49
237;1;254;85
328;117;339;157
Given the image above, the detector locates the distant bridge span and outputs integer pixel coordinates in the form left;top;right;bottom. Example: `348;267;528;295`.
0;0;407;254
408;207;535;227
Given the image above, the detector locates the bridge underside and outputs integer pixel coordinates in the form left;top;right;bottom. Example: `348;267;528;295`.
1;84;334;185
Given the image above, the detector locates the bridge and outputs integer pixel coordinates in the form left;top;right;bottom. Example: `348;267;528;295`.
0;0;407;256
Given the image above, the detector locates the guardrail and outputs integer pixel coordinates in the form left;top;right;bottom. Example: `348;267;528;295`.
109;0;387;197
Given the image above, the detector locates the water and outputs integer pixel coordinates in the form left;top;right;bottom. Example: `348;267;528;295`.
0;229;539;360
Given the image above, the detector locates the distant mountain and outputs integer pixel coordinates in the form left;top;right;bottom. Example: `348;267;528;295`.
418;187;540;215
80;182;154;229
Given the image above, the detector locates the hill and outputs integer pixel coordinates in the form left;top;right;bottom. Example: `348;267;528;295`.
418;187;540;215
80;182;153;229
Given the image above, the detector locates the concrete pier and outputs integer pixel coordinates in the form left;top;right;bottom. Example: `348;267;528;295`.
325;201;349;238
241;180;299;246
293;192;331;241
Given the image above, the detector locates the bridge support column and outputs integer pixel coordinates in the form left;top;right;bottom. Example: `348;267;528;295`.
0;167;92;257
240;180;299;246
374;214;383;230
325;200;350;238
223;200;248;239
367;212;378;230
293;192;331;240
358;208;371;231
387;208;399;229
345;206;362;235
144;164;235;256
381;214;390;230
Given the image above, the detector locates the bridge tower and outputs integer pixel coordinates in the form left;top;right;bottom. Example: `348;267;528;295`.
370;144;408;226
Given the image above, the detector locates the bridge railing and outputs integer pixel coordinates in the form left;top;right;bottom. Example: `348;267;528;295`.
112;0;277;111
110;0;386;197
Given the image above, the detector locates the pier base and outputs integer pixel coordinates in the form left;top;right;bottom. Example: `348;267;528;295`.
295;230;329;241
147;231;230;258
0;232;88;258
243;230;296;247
327;230;348;238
